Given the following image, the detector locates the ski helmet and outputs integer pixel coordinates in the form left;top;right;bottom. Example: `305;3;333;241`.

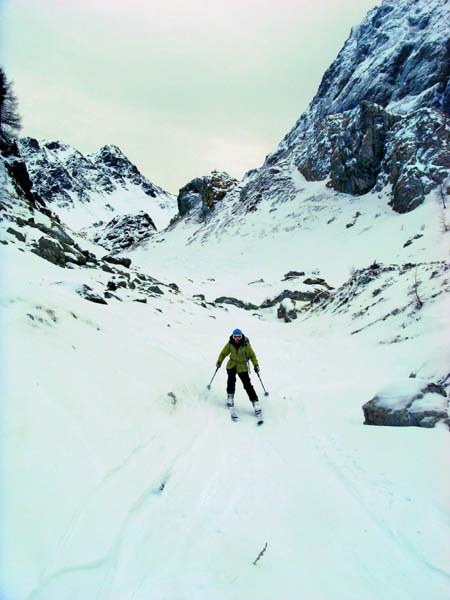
232;328;243;336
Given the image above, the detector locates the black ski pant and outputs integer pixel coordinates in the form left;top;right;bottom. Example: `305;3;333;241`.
227;367;258;403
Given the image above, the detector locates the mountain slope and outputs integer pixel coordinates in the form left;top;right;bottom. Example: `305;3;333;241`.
17;138;176;248
2;197;449;600
282;0;450;149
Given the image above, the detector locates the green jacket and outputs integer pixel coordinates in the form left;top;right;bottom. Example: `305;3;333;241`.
217;336;259;373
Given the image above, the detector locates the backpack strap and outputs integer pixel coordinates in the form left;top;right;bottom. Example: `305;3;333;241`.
243;338;251;364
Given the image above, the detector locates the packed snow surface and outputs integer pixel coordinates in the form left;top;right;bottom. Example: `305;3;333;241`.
2;186;449;599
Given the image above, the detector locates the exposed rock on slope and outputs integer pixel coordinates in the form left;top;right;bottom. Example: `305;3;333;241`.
87;212;157;252
295;102;450;212
287;0;450;139
18;138;171;208
363;379;449;428
1;141;98;268
240;0;450;214
176;170;237;218
307;260;450;339
90;145;161;198
1;141;180;304
16;138;176;244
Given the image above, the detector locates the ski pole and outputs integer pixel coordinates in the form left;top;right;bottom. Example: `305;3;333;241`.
256;371;269;396
207;366;219;390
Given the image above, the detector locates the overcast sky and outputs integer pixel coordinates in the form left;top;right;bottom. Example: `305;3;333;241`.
3;0;377;193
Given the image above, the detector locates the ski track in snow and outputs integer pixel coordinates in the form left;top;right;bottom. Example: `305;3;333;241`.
23;379;450;600
2;139;449;598
2;248;448;600
27;410;216;599
301;408;450;583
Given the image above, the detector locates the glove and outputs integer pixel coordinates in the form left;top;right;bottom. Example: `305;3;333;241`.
216;362;222;369
254;365;260;374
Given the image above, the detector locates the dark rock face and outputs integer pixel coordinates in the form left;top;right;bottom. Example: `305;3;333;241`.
102;255;132;269
260;289;325;309
91;145;158;198
18;138;97;206
77;284;108;305
288;0;450;141
17;138;171;209
214;296;258;311
363;381;448;428
240;0;450;214
32;237;68;267
91;212;157;251
379;109;450;212
6;227;26;242
277;299;297;323
282;271;306;280
297;103;401;194
294;102;449;211
31;235;91;267
177;170;237;217
5;150;45;211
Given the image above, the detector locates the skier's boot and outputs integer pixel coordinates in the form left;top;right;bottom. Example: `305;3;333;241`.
227;394;238;421
253;400;263;424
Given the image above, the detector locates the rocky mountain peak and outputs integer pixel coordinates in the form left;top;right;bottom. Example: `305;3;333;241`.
16;137;176;251
90;144;128;165
239;0;450;216
17;137;174;209
283;0;450;152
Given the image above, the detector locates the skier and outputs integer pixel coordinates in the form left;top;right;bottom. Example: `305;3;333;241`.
216;328;263;423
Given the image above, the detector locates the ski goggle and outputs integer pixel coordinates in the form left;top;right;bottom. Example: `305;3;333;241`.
232;334;242;339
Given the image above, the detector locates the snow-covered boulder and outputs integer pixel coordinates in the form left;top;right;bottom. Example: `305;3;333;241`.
362;379;449;428
277;298;297;322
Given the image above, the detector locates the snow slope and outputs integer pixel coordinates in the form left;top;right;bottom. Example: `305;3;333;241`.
131;181;449;302
2;153;450;598
1;230;449;599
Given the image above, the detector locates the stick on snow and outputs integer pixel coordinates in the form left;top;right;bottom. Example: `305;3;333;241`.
253;542;268;565
256;371;269;396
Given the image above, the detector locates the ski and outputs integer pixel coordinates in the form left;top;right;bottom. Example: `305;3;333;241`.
226;403;263;425
228;407;239;422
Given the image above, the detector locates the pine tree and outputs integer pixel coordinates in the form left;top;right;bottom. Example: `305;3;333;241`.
0;68;22;140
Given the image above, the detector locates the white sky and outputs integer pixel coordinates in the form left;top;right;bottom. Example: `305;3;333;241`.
3;0;377;193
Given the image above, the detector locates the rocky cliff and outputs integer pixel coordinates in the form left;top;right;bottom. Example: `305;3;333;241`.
239;0;450;214
16;138;176;251
176;170;238;219
17;138;171;208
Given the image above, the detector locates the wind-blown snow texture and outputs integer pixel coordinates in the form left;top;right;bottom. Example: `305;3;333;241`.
1;0;450;598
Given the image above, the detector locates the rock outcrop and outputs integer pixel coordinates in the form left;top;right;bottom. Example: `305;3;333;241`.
239;0;450;214
363;379;449;428
294;102;450;212
89;212;157;251
277;298;297;322
177;170;237;217
17;139;171;208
